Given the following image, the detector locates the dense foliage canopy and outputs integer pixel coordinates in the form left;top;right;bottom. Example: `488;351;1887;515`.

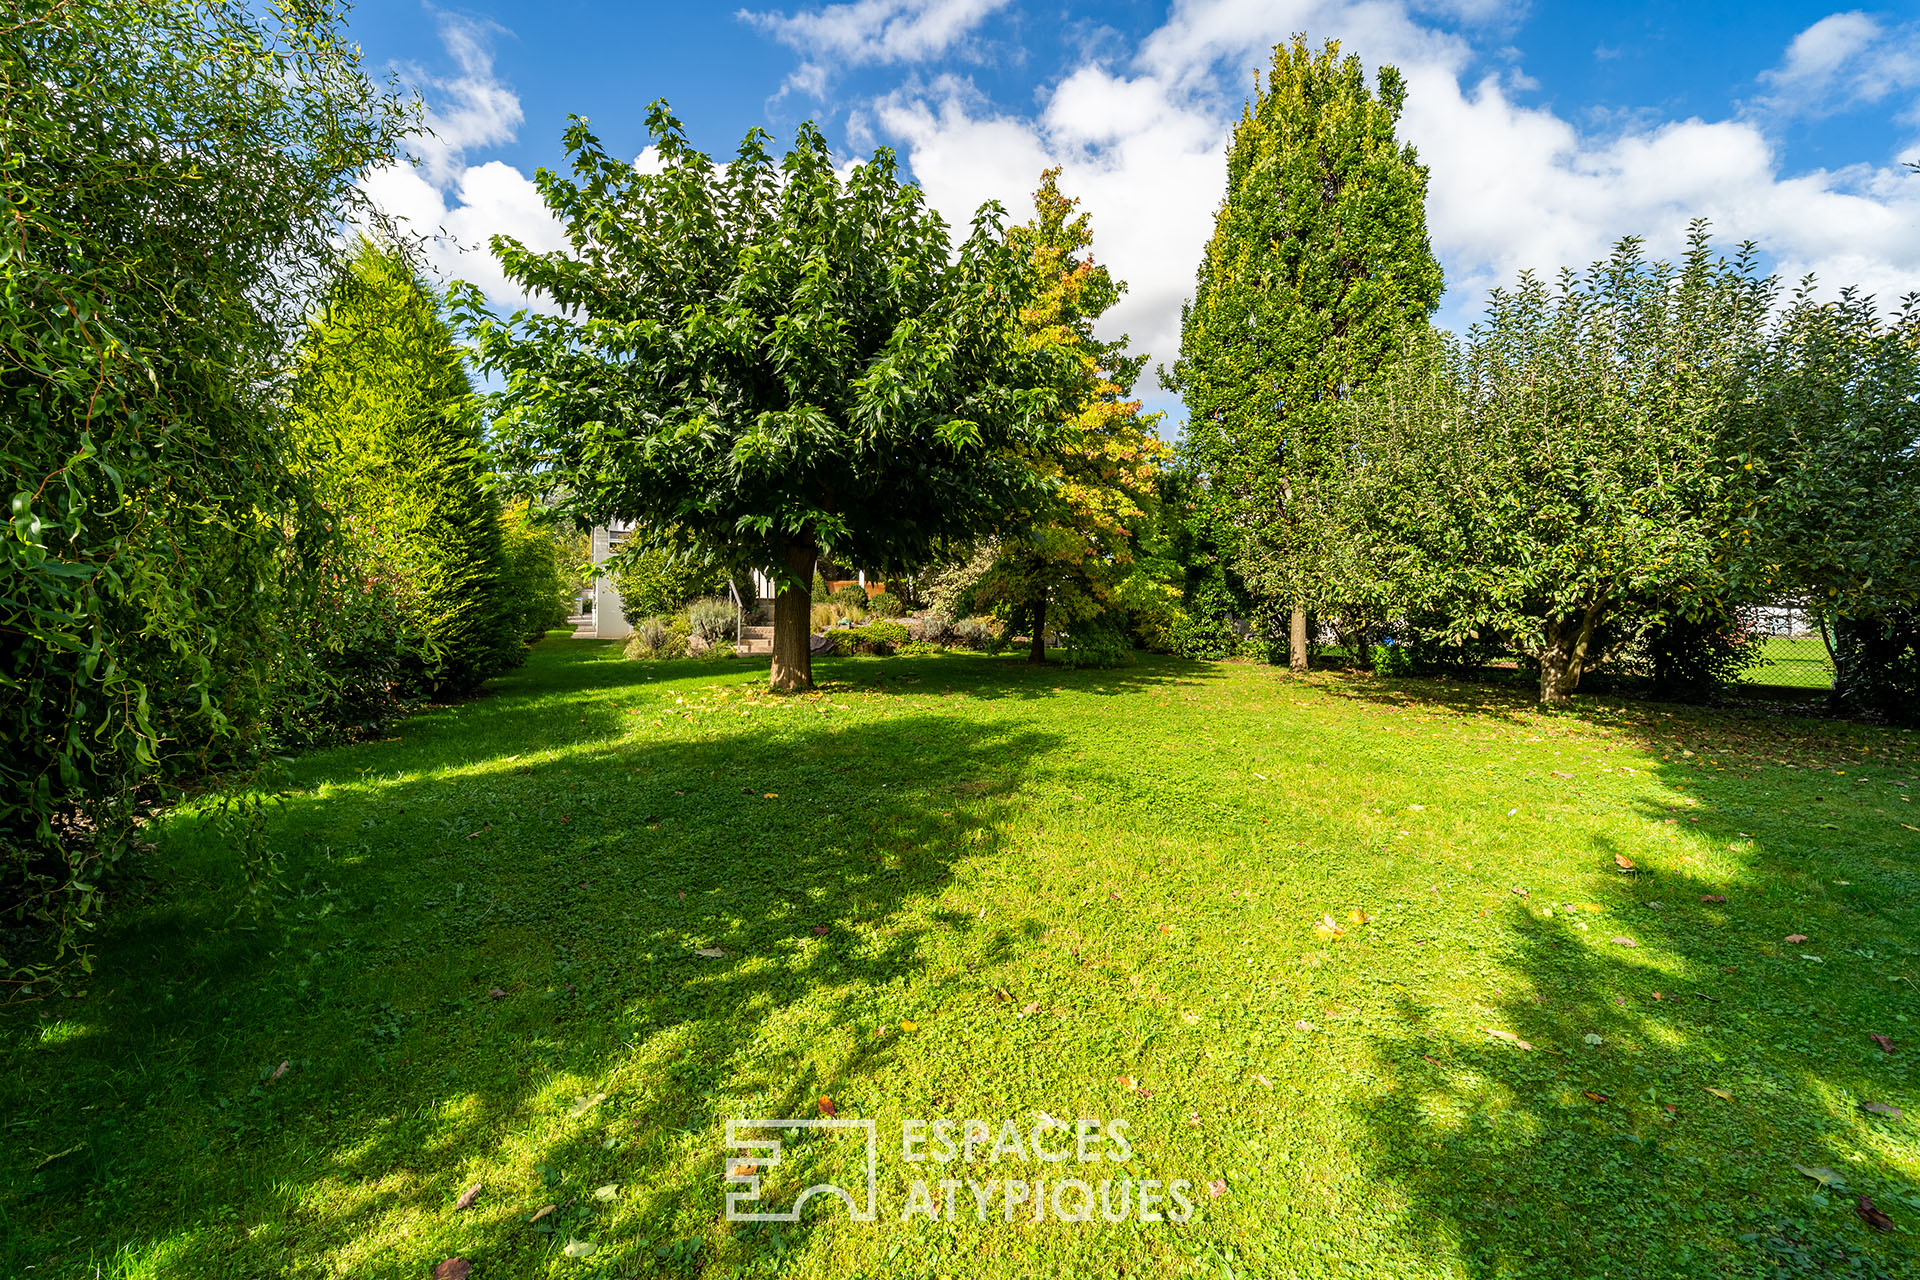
462;103;1074;689
2;0;406;968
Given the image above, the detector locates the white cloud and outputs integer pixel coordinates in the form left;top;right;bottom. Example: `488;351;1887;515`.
847;0;1920;416
404;12;525;187
360;13;562;312
1759;11;1920;121
362;160;568;307
739;0;1011;96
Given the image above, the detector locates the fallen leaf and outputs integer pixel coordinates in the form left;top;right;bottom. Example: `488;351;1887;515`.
1483;1028;1534;1050
1704;1087;1733;1101
1610;936;1637;947
1860;1101;1903;1119
1512;886;1530;897
812;925;830;936
1794;1164;1844;1187
1422;1054;1443;1067
1207;1178;1229;1198
1784;934;1808;944
1187;1112;1201;1126
1295;1019;1315;1031
695;947;727;958
568;1093;606;1119
1614;854;1636;871
900;1018;919;1032
562;1239;598;1258
269;1060;289;1083
818;1096;836;1117
530;1203;556;1222
1348;909;1371;924
1701;894;1726;904
994;987;1012;1002
1256;1074;1273;1090
593;1183;618;1201
1583;1090;1611;1103
1583;1033;1603;1045
1857;1195;1896;1232
488;987;507;999
1870;1033;1896;1054
1021;1002;1040;1016
433;1261;472;1280
1314;913;1345;939
454;1183;482;1211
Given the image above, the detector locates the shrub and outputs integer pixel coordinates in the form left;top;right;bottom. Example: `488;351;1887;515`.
1611;605;1761;701
2;0;409;969
897;640;944;657
811;603;836;633
831;582;871;612
953;616;1000;650
687;596;737;645
624;615;689;660
1164;609;1238;660
498;502;572;641
913;610;958;645
868;590;906;618
1834;610;1920;726
812;572;830;600
1058;620;1137;669
616;545;723;623
830;620;909;656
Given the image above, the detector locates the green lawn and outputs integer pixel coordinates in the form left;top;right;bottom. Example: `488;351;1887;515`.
1745;636;1836;691
5;640;1918;1279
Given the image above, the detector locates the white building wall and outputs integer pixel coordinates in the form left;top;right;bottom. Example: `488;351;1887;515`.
590;522;633;640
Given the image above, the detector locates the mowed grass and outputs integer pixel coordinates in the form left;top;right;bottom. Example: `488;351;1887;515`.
4;640;1918;1279
1747;637;1836;690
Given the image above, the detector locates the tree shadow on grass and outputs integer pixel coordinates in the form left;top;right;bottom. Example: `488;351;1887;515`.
0;641;1089;1278
1346;699;1920;1278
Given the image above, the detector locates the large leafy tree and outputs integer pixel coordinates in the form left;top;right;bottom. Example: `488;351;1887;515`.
1329;231;1773;704
290;237;519;691
2;0;406;965
461;104;1071;690
973;171;1166;662
1728;286;1920;720
1168;34;1442;670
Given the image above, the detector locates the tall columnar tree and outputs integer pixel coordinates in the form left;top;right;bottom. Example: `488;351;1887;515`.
2;0;406;966
1169;34;1443;670
461;103;1072;690
291;238;519;691
974;170;1166;663
1327;230;1774;705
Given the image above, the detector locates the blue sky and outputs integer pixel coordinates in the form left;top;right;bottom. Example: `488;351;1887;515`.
354;1;1920;425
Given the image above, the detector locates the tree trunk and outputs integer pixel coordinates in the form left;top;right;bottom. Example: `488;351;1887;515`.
1290;606;1309;673
1028;595;1048;663
770;535;818;692
1538;605;1602;706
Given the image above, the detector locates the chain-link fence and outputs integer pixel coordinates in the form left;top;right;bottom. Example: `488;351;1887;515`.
1737;602;1834;691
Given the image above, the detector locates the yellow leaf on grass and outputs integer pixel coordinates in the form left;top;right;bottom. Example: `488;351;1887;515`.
1704;1087;1733;1101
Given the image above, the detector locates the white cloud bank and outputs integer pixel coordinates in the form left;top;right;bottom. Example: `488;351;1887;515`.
740;0;1012;97
359;12;565;310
